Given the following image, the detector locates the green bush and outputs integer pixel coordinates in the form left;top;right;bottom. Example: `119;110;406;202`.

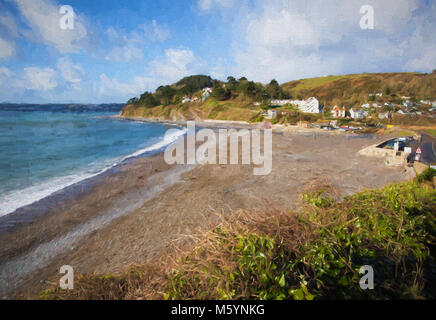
165;181;435;300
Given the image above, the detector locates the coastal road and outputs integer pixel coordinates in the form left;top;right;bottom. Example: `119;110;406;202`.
418;133;436;164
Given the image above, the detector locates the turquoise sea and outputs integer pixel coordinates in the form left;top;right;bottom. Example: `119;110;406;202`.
0;104;185;217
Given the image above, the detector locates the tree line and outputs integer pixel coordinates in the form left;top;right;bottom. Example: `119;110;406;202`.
127;75;290;108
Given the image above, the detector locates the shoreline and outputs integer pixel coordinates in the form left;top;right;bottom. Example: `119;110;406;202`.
0;149;193;296
0;122;413;298
0;119;186;234
111;114;385;136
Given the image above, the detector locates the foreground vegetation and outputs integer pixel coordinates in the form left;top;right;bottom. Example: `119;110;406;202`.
41;169;436;300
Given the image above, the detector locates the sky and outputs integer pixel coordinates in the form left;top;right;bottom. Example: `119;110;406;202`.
0;0;435;103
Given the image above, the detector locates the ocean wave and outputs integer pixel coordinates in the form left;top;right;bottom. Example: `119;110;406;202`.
0;127;187;218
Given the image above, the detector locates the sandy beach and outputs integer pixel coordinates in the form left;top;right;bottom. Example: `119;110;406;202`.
0;120;413;298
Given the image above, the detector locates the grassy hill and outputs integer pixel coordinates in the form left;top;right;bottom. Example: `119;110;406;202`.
282;72;436;106
121;96;260;122
120;72;436;123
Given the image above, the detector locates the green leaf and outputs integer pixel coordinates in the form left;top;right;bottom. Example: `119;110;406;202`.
278;274;286;287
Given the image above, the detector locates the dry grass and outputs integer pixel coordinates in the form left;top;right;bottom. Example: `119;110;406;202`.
39;177;436;300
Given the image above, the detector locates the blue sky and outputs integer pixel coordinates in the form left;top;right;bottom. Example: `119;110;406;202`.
0;0;435;103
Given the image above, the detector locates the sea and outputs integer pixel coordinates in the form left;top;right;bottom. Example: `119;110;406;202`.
0;104;186;218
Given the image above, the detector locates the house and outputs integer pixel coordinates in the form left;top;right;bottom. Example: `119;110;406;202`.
269;97;321;113
331;105;346;118
403;101;413;108
350;108;365;119
330;120;339;128
262;109;278;119
202;87;212;101
267;110;277;119
269;99;293;106
378;112;391;119
182;96;192;104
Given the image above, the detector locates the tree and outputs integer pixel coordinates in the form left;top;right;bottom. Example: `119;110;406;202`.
383;87;391;96
127;97;139;105
226;76;238;91
211;84;231;101
266;79;281;99
138;92;159;108
156;85;176;105
175;75;213;93
238;81;257;97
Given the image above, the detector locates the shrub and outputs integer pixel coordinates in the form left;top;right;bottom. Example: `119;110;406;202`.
41;180;436;300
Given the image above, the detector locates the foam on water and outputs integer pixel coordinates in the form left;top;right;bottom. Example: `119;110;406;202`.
0;123;187;217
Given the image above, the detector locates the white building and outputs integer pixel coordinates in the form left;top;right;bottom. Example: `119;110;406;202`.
331;105;346;118
182;96;192;104
350;108;365;119
267;110;277;119
269;99;293;106
203;87;212;96
202;87;212;101
270;97;321;113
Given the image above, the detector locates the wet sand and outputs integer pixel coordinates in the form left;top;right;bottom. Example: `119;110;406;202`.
0;124;412;298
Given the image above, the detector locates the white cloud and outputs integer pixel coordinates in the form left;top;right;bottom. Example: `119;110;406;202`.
228;0;435;82
23;67;58;91
0;37;16;59
98;48;200;101
0;14;19;38
246;9;320;49
198;0;234;11
104;27;145;63
150;48;196;81
57;57;85;89
11;0;90;53
105;21;170;62
97;73;155;100
105;45;144;63
146;20;170;43
0;67;11;84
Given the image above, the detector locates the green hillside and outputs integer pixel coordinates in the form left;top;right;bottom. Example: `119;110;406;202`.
120;72;436;123
282;72;436;106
